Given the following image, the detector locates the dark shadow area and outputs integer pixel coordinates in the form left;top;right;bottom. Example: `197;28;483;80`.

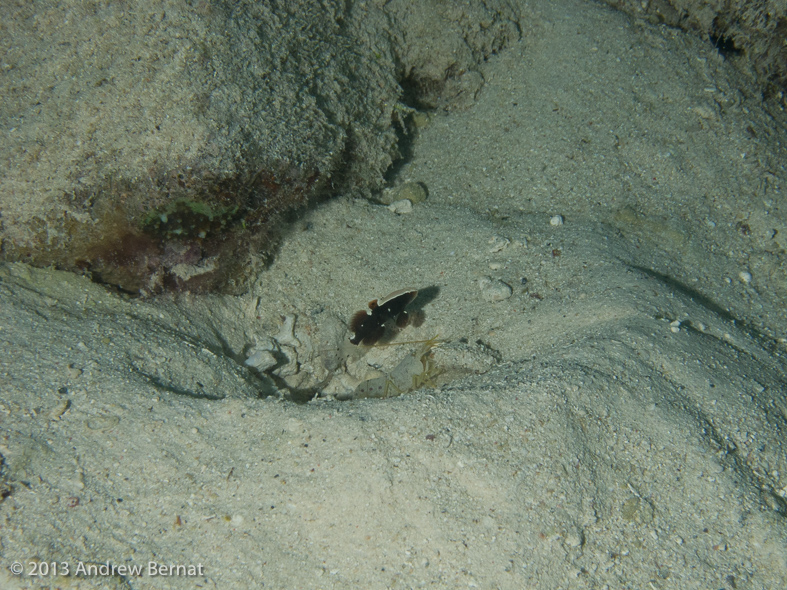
709;33;743;59
411;285;441;311
383;109;422;186
629;264;781;355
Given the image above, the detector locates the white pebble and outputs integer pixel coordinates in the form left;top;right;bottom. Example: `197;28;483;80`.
229;514;244;526
245;349;277;372
479;277;513;302
388;199;413;214
276;315;301;348
488;236;510;253
564;528;584;548
550;214;564;226
739;270;752;283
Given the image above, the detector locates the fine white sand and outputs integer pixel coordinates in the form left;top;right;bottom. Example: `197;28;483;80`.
2;1;786;588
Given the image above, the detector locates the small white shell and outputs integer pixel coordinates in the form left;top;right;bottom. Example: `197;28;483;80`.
488;236;510;253
479;277;513;302
388;199;414;214
245;349;277;372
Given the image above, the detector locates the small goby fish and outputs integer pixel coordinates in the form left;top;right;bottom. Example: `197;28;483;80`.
349;288;418;345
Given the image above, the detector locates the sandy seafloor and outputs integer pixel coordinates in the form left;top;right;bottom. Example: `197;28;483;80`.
2;0;787;588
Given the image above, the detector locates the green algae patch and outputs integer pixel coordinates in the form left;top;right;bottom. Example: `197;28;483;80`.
142;199;241;240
